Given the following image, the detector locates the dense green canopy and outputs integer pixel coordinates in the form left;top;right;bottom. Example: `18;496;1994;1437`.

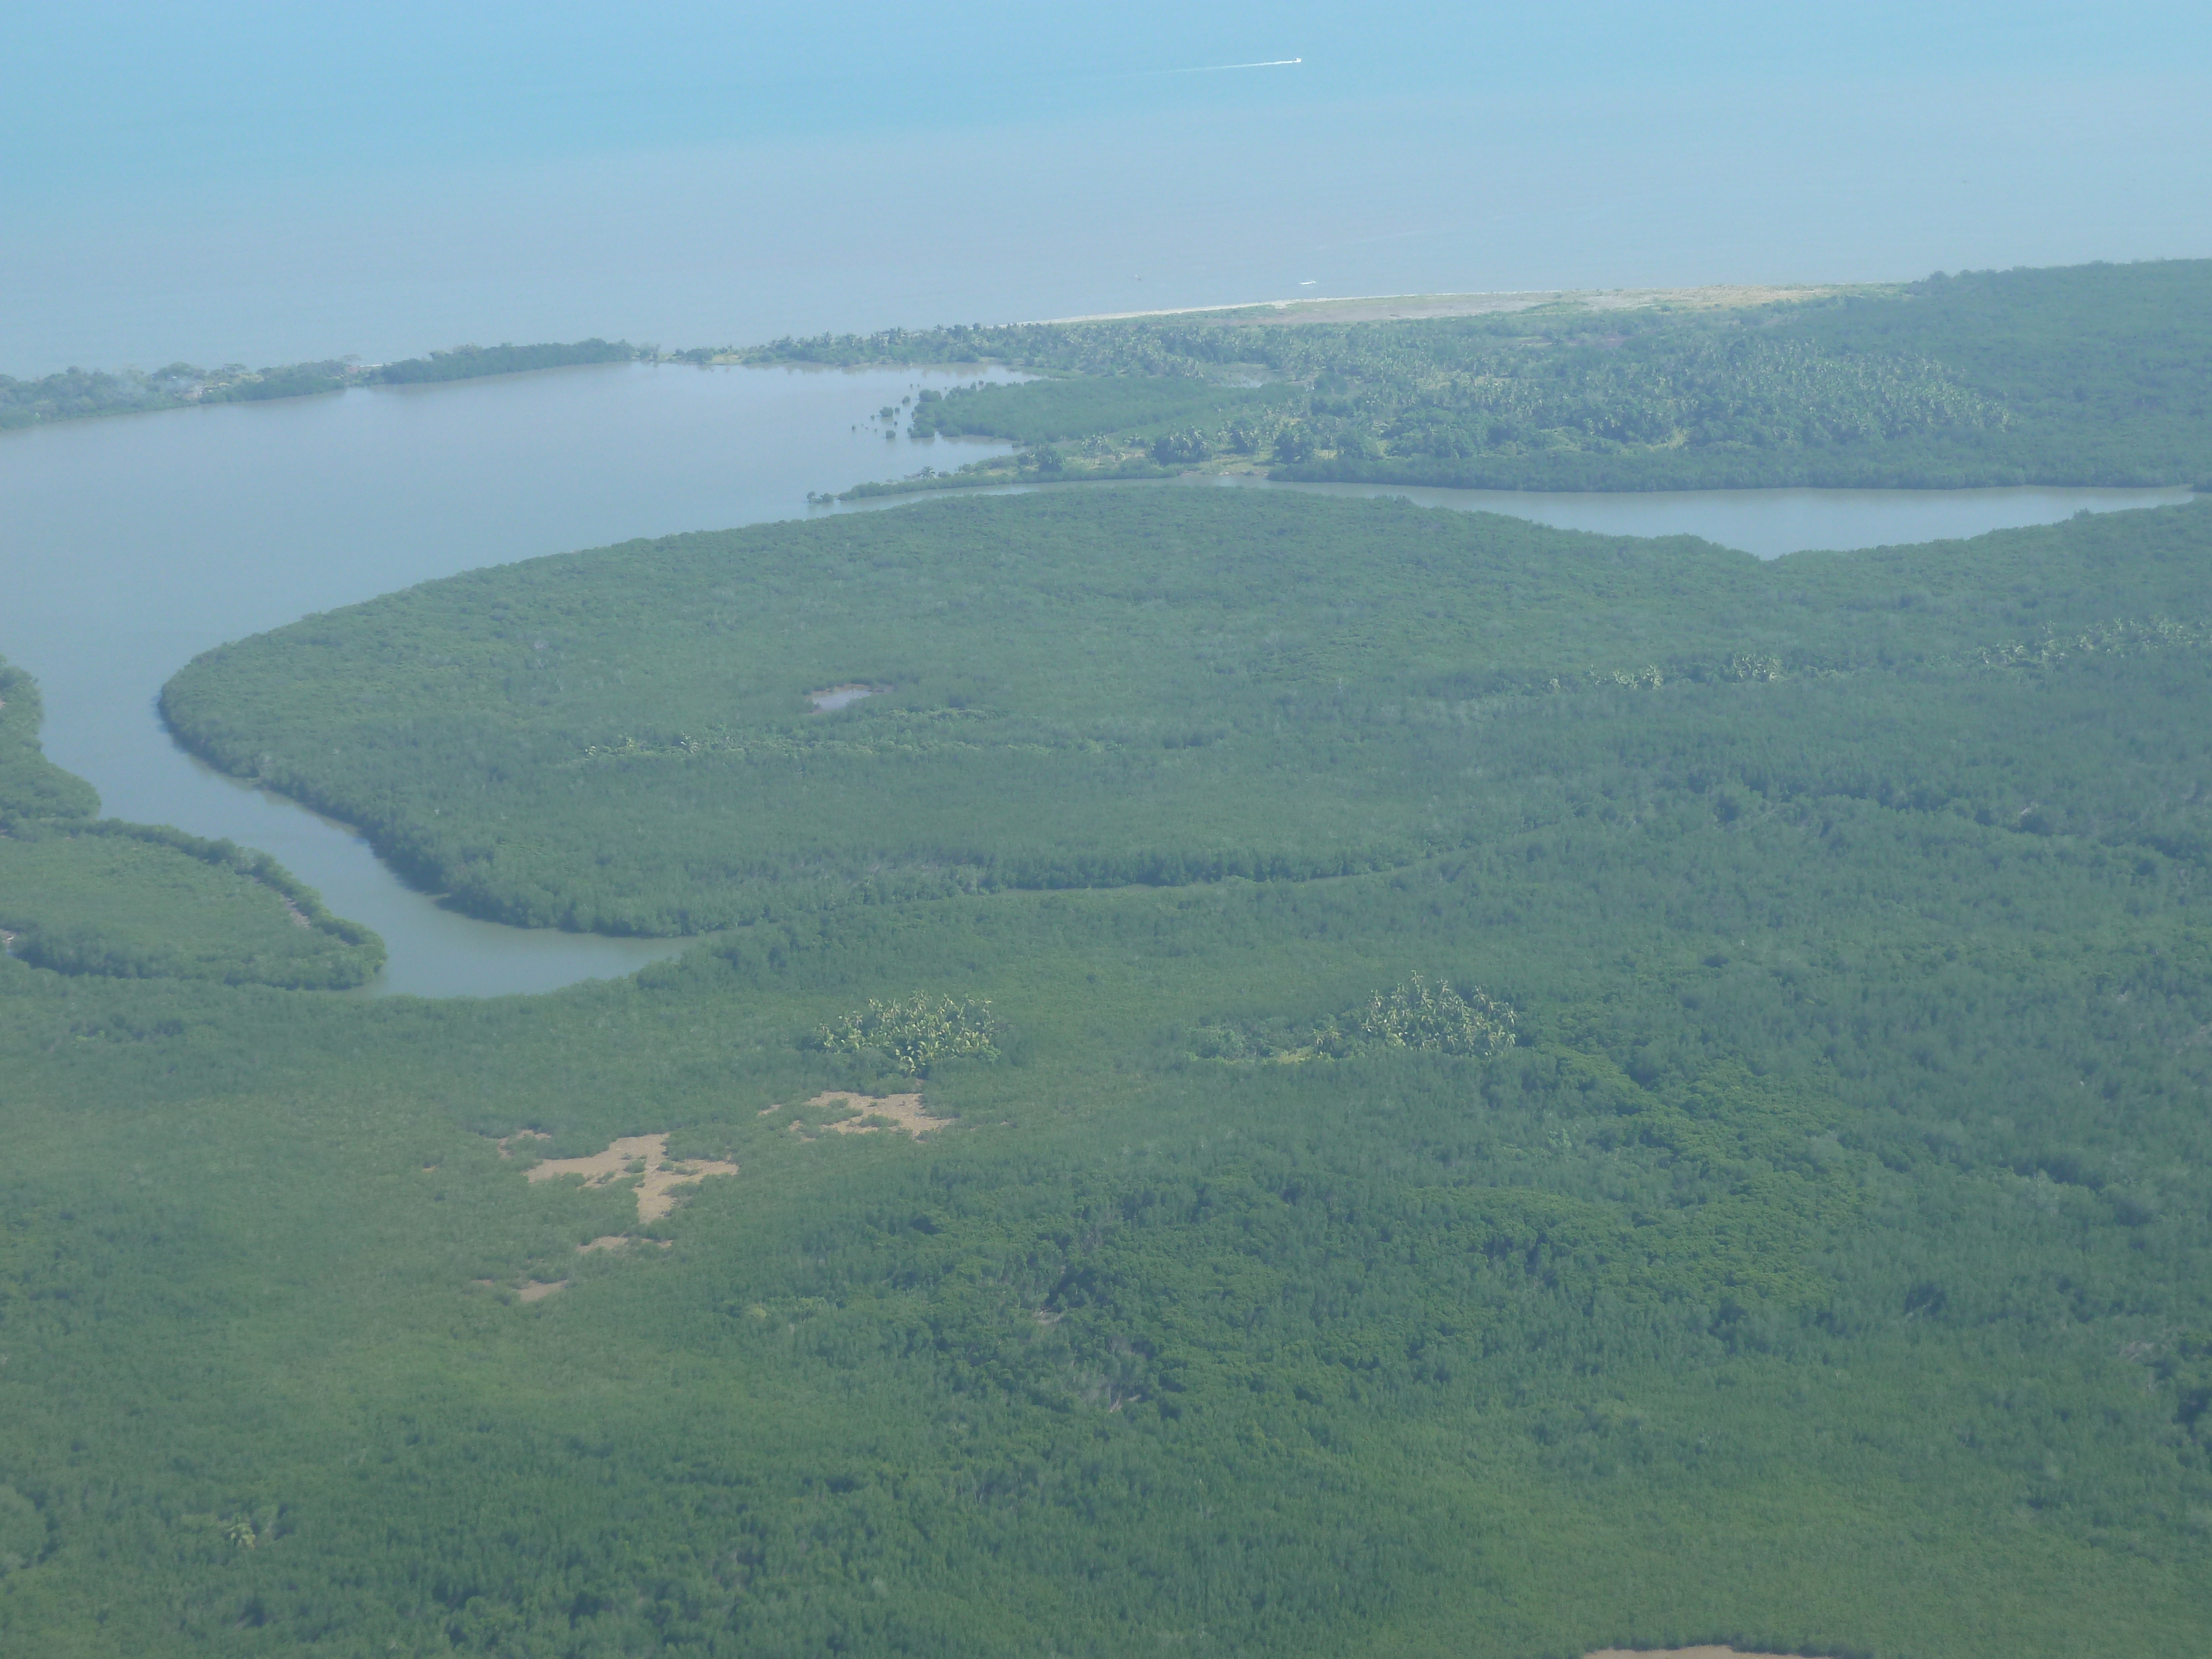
0;340;640;429
4;439;2211;1651
759;261;2212;496
164;489;2212;933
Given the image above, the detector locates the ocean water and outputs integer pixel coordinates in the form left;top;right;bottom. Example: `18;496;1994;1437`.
7;4;2210;375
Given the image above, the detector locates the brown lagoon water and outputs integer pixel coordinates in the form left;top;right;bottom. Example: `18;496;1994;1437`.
0;362;2189;994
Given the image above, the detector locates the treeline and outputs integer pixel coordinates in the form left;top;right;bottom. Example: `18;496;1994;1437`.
0;361;220;429
366;338;637;384
904;376;1292;444
755;260;2212;495
0;340;643;429
0;661;100;823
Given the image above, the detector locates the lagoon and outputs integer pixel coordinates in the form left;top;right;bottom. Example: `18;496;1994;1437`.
3;363;1016;995
0;362;2188;994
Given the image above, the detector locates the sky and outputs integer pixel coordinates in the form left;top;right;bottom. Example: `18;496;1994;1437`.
6;2;2210;375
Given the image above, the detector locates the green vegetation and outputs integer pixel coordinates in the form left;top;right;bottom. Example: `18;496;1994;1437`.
744;262;2212;495
0;661;100;823
366;338;638;384
1196;974;1516;1062
0;360;215;428
163;488;2212;935
1331;974;1517;1057
1;340;641;429
8;305;2212;1652
0;659;382;987
203;359;357;403
811;992;1003;1073
841;376;1310;497
0;825;379;987
9;561;2212;1646
907;374;1296;445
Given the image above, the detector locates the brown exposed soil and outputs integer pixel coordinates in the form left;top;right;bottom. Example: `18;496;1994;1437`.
524;1132;739;1222
771;1089;948;1139
517;1280;567;1302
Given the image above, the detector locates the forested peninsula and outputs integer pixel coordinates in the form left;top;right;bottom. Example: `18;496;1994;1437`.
0;660;382;986
19;262;2205;501
6;484;2211;1654
160;488;2212;935
737;261;2212;498
0;338;639;429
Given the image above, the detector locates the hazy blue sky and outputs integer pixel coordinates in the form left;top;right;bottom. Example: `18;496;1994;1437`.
6;2;2209;374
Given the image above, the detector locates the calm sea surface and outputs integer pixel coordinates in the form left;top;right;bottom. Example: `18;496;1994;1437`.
0;363;2190;994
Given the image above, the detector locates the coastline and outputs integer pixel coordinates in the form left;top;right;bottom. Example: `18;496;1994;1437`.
1036;281;1879;328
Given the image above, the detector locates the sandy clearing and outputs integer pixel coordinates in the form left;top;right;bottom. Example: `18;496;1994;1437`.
1584;1648;1836;1658
523;1132;739;1222
1045;283;1869;328
797;1089;948;1138
808;684;883;712
517;1280;567;1302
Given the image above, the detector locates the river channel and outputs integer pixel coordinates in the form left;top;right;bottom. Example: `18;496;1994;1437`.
1;361;2192;995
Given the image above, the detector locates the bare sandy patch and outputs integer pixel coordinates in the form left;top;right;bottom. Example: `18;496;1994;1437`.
517;1279;567;1302
523;1132;739;1222
808;684;883;712
1585;1648;1836;1659
774;1089;949;1139
1049;284;1872;329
